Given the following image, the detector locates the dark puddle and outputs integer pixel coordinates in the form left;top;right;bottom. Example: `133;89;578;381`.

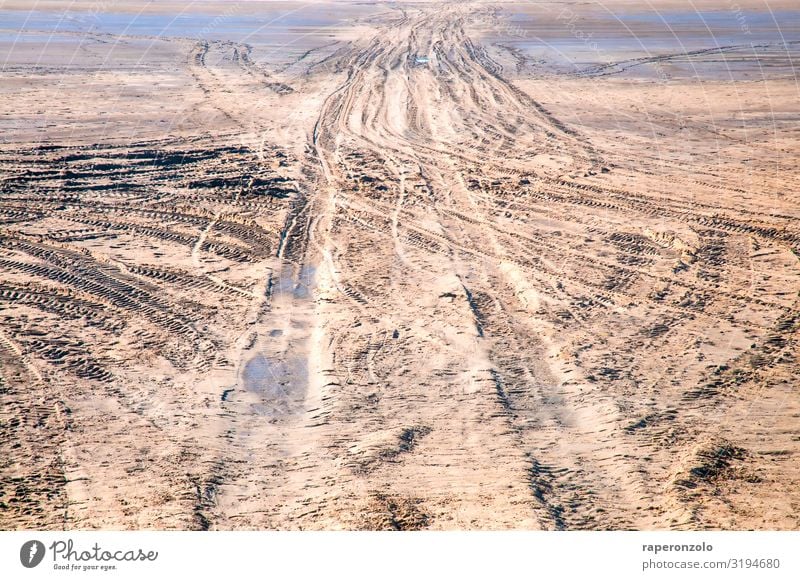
271;264;316;299
242;353;309;415
242;262;317;416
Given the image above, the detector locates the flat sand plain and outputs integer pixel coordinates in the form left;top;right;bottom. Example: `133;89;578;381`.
1;0;799;530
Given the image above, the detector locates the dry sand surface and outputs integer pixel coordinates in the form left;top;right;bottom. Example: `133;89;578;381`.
1;0;799;530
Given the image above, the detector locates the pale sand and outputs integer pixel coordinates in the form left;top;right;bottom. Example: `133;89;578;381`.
1;0;799;530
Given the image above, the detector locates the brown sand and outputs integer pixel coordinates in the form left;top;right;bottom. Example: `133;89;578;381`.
1;0;799;530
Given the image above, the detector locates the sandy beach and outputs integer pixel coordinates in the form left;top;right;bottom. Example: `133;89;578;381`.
1;0;799;530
